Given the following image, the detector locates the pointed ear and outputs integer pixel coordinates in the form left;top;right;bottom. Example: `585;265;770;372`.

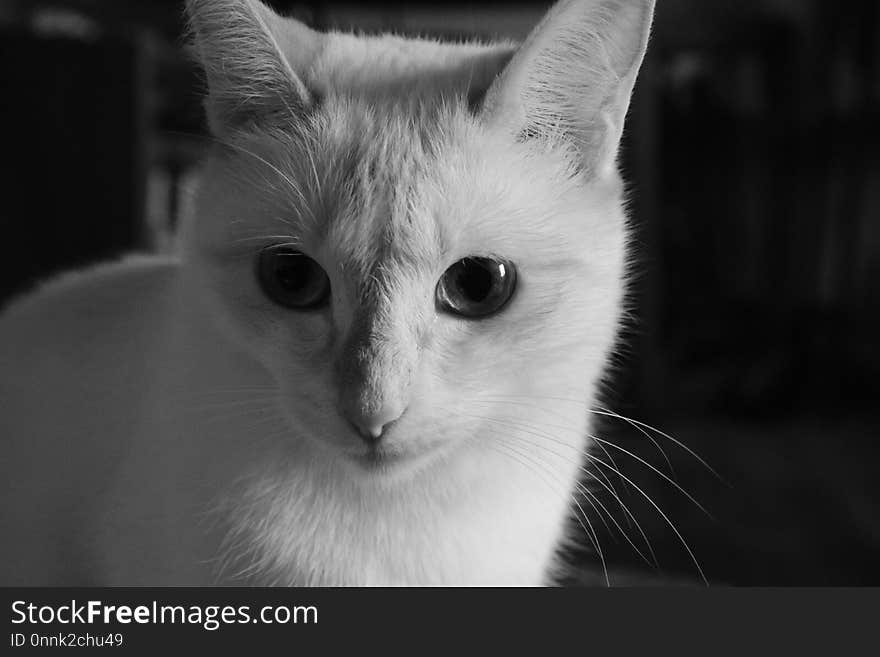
185;0;320;137
483;0;655;180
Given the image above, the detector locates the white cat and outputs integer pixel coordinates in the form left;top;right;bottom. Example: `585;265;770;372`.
0;0;654;585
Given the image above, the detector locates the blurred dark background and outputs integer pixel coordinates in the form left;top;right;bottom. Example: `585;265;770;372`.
1;0;878;585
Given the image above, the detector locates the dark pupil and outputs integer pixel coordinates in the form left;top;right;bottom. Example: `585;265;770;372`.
275;253;312;291
454;259;494;302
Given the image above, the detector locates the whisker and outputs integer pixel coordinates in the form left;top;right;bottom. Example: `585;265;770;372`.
590;409;727;486
178;405;277;419
483;438;609;587
468;406;633;498
593;437;714;520
474;394;724;484
184;396;278;409
592;436;633;498
189;406;281;429
595;404;677;480
580;444;630;523
581;466;659;568
223;141;311;209
469;409;706;582
468;409;653;566
586;453;709;585
231;235;303;245
305;147;323;198
501;430;655;568
504;434;618;543
164;129;317;225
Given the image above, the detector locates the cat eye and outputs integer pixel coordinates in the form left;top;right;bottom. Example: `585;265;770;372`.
436;257;517;318
257;245;331;310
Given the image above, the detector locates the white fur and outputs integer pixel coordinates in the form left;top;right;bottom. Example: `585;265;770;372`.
0;0;653;585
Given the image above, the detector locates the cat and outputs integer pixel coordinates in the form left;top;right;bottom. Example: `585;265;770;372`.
0;0;654;586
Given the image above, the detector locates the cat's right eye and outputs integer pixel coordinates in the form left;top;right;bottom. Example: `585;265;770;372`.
257;245;331;310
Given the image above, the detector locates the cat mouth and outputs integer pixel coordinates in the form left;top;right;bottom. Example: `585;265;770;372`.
349;446;404;470
342;440;437;476
329;423;445;476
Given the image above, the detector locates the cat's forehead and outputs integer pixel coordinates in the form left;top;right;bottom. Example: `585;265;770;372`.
304;33;515;105
286;98;471;283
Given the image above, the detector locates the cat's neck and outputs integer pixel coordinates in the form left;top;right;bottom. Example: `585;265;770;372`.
215;438;569;585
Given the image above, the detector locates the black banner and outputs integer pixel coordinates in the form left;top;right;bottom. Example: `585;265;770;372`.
2;588;878;652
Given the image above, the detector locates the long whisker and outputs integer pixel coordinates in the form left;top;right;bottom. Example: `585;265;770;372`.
500;429;656;568
587;453;709;585
470;398;635;495
469;410;655;565
183;397;278;412
231;235;303;245
164;129;317;226
185;385;280;395
475;394;724;484
593;437;714;519
182;403;279;422
465;409;636;531
592;436;633;498
581;465;659;568
501;433;617;543
468;409;706;582
483;438;609;586
468;408;632;504
221;141;310;210
595;404;677;479
580;442;630;521
590;409;727;486
304;147;323;198
507;435;616;551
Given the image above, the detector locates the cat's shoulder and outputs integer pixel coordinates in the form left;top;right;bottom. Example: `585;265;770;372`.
0;254;180;341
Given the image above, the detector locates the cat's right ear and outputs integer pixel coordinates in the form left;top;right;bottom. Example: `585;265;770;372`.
185;0;320;137
482;0;655;181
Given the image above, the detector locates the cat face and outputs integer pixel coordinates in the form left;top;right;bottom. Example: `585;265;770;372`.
183;0;654;479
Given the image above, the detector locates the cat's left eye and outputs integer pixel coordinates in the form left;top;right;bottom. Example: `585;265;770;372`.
257;245;331;310
436;257;517;319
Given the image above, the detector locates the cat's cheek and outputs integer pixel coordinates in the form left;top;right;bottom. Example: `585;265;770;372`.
200;279;333;381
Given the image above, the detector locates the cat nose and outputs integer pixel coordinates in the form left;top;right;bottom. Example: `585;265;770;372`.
344;405;404;445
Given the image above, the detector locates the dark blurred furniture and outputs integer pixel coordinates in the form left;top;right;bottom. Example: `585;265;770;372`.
0;28;147;301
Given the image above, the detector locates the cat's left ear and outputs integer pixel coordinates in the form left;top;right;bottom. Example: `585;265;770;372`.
482;0;655;181
186;0;320;137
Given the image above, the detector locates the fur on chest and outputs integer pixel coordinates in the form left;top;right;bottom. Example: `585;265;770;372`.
217;448;571;586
